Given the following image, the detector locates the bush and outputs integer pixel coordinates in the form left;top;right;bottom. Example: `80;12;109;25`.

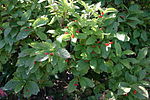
0;0;150;99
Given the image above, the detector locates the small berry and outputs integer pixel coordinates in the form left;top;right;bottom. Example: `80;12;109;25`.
98;16;103;18
49;53;54;56
109;42;113;44
27;27;31;29
73;84;79;86
92;51;96;54
91;45;96;48
26;89;30;92
65;26;68;28
65;59;69;62
71;34;75;38
44;53;49;55
24;29;29;31
84;60;89;62
64;32;68;34
104;43;109;46
0;27;4;30
101;12;104;15
96;41;101;44
34;61;36;64
76;30;80;33
124;93;128;96
120;16;125;18
133;90;137;94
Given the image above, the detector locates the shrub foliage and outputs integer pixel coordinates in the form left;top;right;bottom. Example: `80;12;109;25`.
0;0;150;99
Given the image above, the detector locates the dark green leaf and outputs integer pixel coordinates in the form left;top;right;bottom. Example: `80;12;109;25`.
4;27;12;37
0;40;5;49
114;42;122;57
137;47;148;60
23;81;40;97
67;78;78;93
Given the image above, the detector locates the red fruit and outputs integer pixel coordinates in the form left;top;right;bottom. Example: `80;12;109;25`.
27;27;31;29
24;29;29;31
124;93;128;96
84;60;89;62
71;34;75;38
0;27;4;30
101;12;104;15
73;84;79;86
91;45;96;48
133;90;137;94
65;59;69;62
120;16;125;18
74;20;77;22
65;26;68;28
26;89;30;92
34;61;36;64
64;32;68;34
96;41;101;44
109;42;113;44
98;16;103;18
104;43;109;46
92;51;96;54
99;28;103;30
44;53;49;55
76;30;80;33
49;53;54;56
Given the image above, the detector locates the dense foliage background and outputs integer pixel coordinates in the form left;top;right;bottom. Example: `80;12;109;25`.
0;0;150;100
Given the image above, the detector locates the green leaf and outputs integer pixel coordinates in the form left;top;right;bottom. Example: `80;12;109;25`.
21;10;31;21
3;80;21;90
4;27;12;37
123;50;135;55
32;17;49;27
132;85;149;99
76;60;89;71
14;82;25;93
16;29;31;40
67;78;78;93
120;59;131;69
17;21;25;26
115;0;122;5
36;32;47;40
138;70;146;80
79;77;95;91
98;59;108;72
86;36;96;45
48;16;56;25
137;47;148;60
0;40;5;49
133;30;140;39
23;81;40;98
141;30;148;41
117;82;131;95
57;48;71;58
90;59;97;70
104;8;118;13
125;72;137;82
29;42;52;50
114;42;122;57
101;45;110;59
